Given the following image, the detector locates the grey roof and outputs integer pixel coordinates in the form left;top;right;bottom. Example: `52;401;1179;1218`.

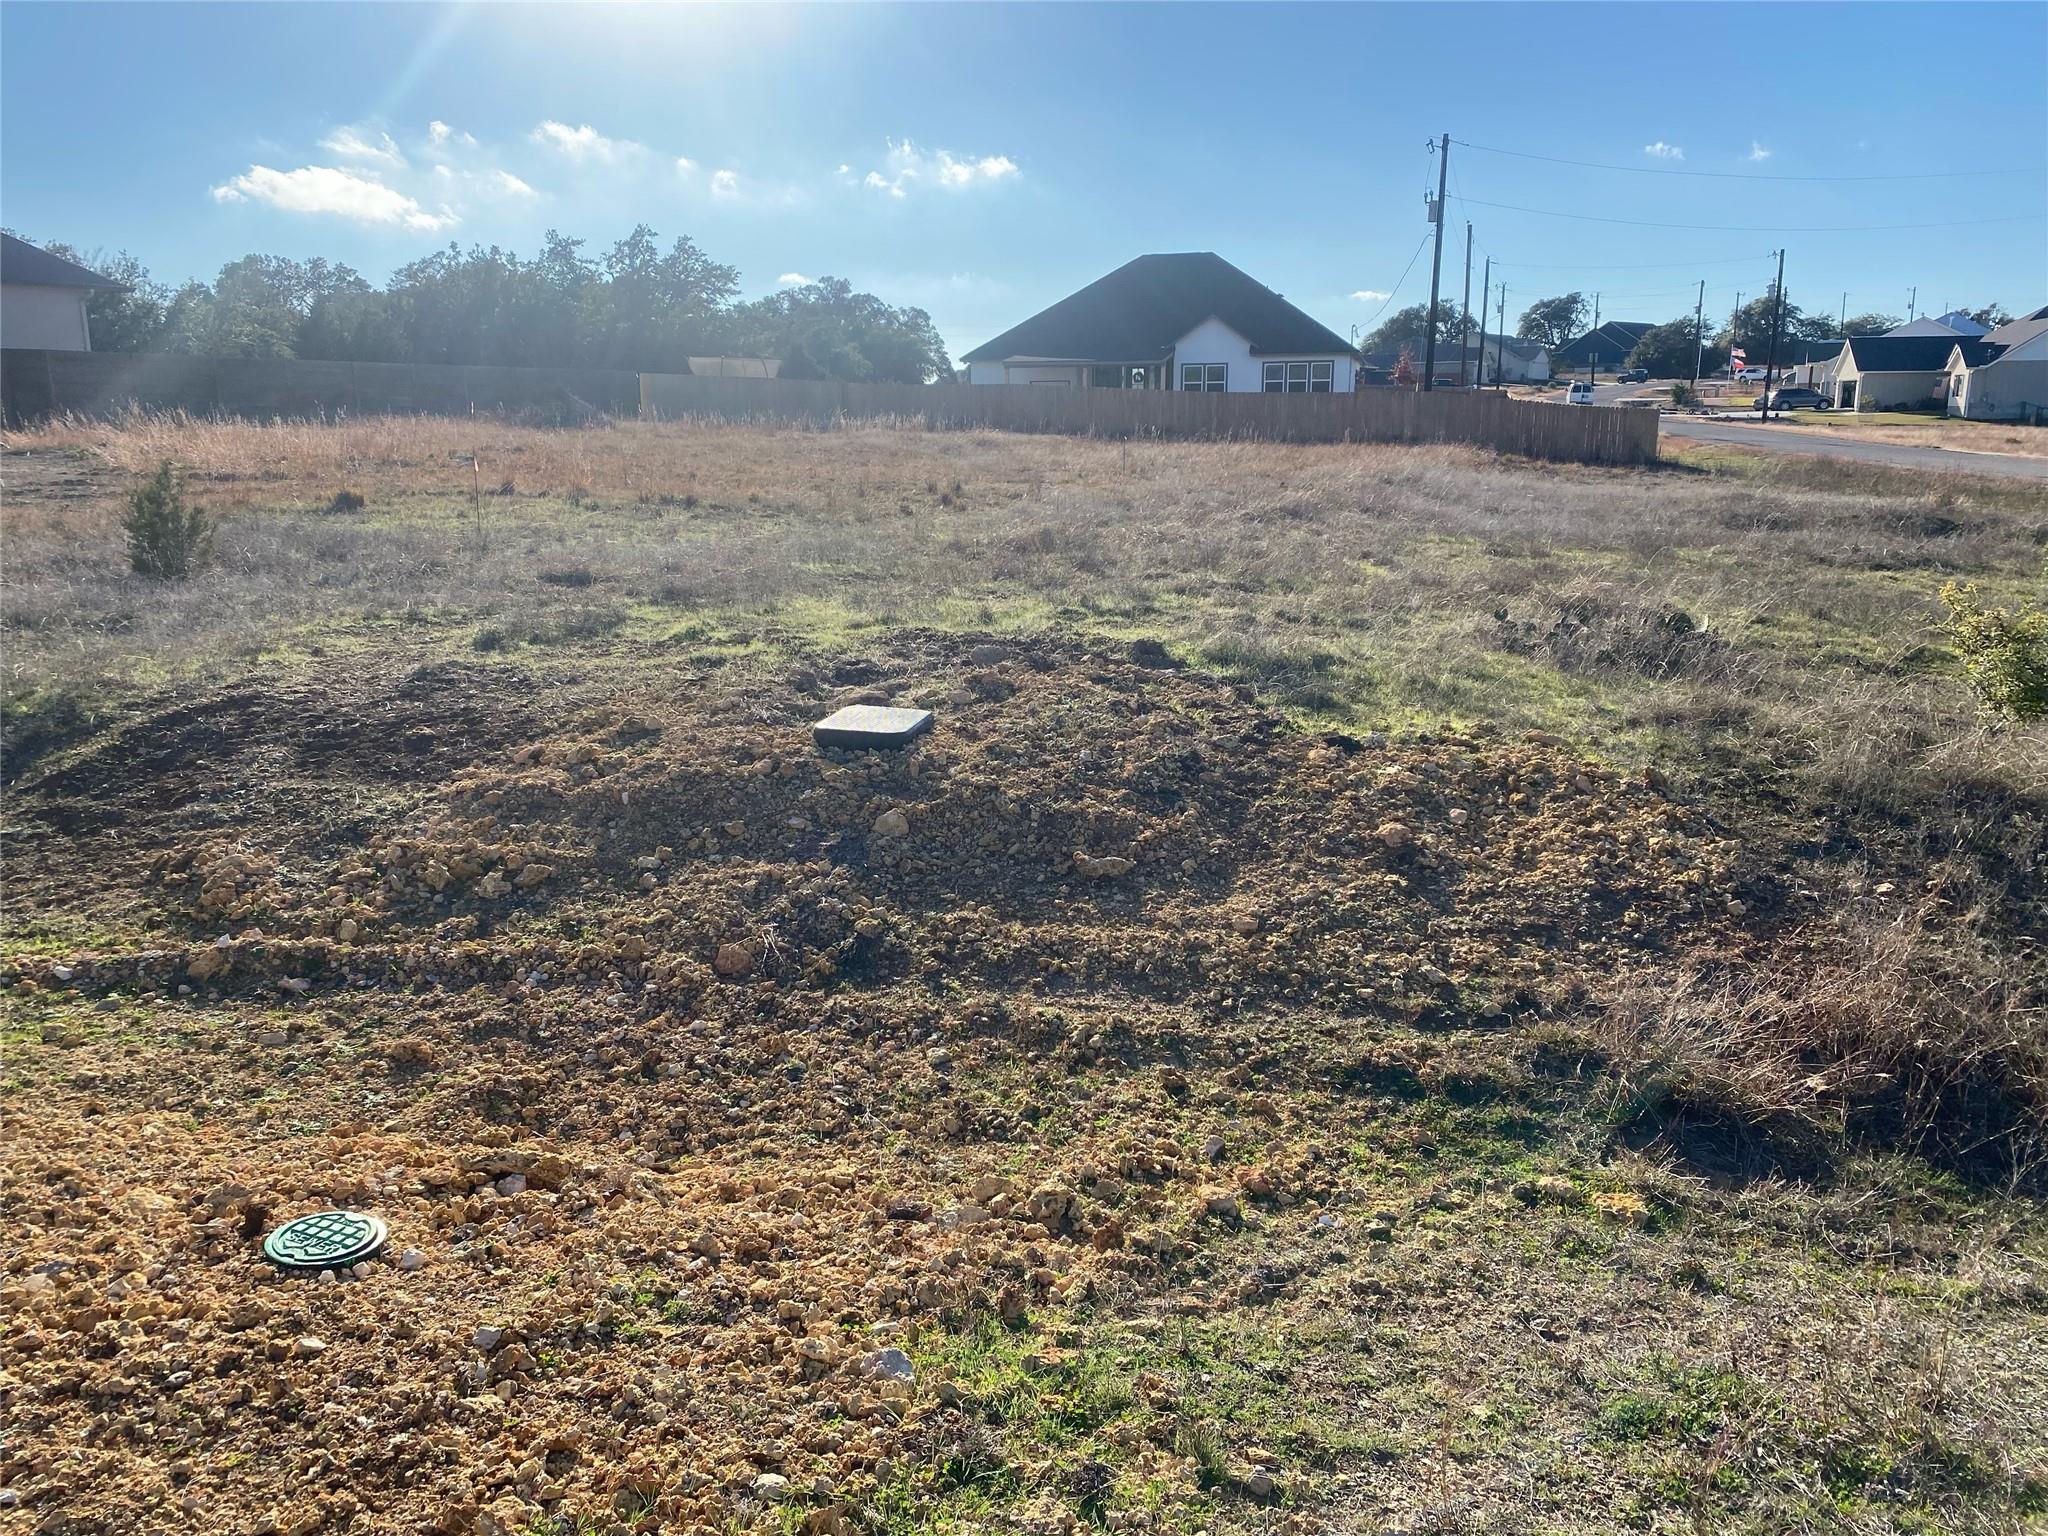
962;252;1356;364
0;233;120;289
1983;306;2048;349
1362;333;1540;370
1553;321;1655;364
1955;312;2048;368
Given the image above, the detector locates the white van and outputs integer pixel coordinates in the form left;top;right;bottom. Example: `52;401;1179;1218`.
1565;381;1596;405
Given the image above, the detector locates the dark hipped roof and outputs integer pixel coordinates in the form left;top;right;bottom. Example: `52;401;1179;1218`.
961;253;1356;364
1842;334;1973;372
0;233;120;290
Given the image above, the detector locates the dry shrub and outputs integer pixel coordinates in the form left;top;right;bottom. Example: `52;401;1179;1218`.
1494;583;1751;686
1596;900;2047;1186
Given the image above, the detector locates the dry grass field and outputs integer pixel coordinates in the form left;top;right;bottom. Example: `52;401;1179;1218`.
2;412;2045;1536
1739;413;2048;457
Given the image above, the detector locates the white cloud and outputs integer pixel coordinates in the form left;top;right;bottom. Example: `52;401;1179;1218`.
675;156;696;174
529;120;644;164
1643;141;1684;160
427;120;478;149
777;272;812;286
858;139;1020;197
710;169;740;198
1747;141;1773;162
210;164;457;232
1350;289;1390;303
428;163;532;200
319;126;405;168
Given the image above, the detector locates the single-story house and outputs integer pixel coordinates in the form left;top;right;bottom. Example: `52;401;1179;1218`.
1830;334;1967;411
1476;335;1551;384
961;252;1358;392
1778;338;1846;389
1552;321;1654;371
0;233;120;352
1943;305;2048;422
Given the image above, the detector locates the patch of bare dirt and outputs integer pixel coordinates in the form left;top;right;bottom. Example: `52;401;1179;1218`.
0;634;1863;1535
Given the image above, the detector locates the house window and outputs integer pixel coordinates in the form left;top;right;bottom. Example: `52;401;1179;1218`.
1179;364;1227;392
1262;361;1334;393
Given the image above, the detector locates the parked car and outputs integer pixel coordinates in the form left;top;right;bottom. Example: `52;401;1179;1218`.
1564;381;1596;405
1734;365;1768;382
1764;387;1830;411
1616;367;1649;384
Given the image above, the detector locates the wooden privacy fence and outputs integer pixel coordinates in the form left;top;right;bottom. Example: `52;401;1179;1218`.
640;375;1660;465
0;349;642;423
1;348;1658;466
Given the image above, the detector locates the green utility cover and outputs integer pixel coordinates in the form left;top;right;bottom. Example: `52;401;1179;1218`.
262;1210;390;1270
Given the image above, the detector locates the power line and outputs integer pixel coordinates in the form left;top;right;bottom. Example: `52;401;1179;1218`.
1361;231;1433;325
1451;138;2044;183
1450;194;2045;233
1488;253;1777;271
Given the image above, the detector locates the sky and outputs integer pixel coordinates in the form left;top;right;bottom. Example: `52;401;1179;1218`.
3;2;2044;361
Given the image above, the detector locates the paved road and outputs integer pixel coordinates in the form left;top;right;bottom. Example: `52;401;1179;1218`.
1661;415;2048;483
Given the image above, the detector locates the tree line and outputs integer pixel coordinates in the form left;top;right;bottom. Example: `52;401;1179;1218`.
1357;289;2014;378
19;226;953;384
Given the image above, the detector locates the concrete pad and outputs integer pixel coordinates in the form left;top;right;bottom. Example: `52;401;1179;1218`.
813;705;934;749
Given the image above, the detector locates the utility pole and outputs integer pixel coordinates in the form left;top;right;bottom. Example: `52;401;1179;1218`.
1691;279;1706;392
1760;248;1786;421
1422;132;1450;391
1907;285;1917;321
1840;291;1848;335
1459;223;1473;388
1496;287;1507;390
1730;291;1743;386
1476;258;1491;387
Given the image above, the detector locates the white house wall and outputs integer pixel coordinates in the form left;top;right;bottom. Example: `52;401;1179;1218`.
1838;365;1948;411
1953;357;2048;421
1169;317;1354;392
1;283;91;350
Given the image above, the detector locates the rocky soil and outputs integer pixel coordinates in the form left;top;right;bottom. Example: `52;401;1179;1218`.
0;632;2029;1535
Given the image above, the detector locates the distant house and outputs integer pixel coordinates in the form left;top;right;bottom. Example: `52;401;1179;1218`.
1887;310;1990;338
1830;334;1971;411
961;253;1359;392
1943;305;2048;422
0;233;120;352
1779;338;1846;390
1476;335;1551;384
1552;322;1654;372
1364;332;1550;385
